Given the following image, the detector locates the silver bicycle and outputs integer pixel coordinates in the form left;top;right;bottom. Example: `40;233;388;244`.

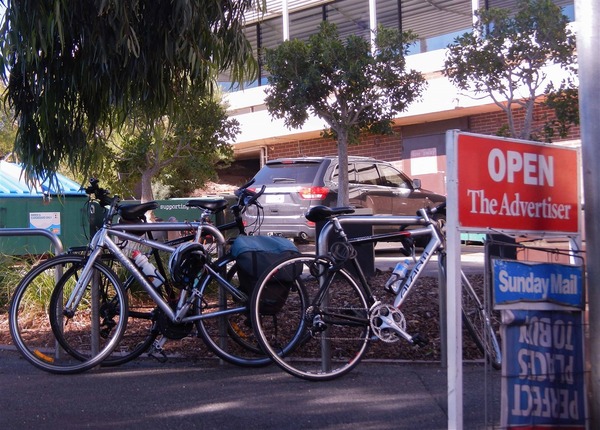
249;202;502;381
9;179;273;373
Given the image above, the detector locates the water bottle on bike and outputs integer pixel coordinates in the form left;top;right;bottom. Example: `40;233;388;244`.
132;250;165;289
385;259;411;294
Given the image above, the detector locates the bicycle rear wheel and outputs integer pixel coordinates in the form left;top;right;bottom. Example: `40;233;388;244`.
195;257;275;367
461;272;502;369
251;255;371;381
48;255;159;367
9;254;128;374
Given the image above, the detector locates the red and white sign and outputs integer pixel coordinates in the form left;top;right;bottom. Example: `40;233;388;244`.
457;133;579;233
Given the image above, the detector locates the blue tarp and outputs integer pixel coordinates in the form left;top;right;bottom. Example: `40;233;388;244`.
0;161;84;197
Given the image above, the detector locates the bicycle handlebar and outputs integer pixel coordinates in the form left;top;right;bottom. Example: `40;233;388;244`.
429;201;446;215
231;180;265;214
83;178;117;207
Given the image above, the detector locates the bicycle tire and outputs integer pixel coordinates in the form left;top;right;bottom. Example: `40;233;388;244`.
195;256;276;367
9;254;128;374
251;254;371;381
48;255;159;367
461;272;502;369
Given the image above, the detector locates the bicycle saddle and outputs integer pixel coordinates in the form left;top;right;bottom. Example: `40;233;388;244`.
186;198;228;213
119;202;159;221
305;205;355;222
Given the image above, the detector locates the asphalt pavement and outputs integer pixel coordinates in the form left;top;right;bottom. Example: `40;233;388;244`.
0;347;501;430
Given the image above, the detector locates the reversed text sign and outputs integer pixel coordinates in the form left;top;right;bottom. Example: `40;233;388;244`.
501;310;586;429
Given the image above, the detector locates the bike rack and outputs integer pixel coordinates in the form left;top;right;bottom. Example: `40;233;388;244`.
316;214;427;256
1;228;66;358
0;228;64;255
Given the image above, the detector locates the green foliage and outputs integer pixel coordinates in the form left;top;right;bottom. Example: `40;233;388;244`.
543;80;579;142
110;89;239;200
265;22;425;145
264;21;425;204
0;82;16;157
0;0;257;187
443;0;576;140
0;254;41;310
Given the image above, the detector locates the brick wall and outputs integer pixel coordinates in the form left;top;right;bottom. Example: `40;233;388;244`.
265;105;580;162
469;105;581;141
266;134;403;162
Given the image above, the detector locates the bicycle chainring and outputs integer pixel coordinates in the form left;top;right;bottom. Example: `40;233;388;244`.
369;303;406;343
156;308;194;340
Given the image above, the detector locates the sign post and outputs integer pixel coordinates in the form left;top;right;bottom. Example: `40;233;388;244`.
446;130;582;429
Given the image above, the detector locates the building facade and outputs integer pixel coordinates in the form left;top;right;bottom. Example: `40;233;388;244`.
222;0;578;196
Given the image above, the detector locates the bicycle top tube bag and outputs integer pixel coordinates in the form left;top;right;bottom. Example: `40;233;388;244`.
231;235;300;314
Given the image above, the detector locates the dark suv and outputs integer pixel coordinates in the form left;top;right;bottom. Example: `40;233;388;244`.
243;156;446;243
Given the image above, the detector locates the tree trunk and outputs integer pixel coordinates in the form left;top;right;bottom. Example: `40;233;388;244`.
521;98;535;140
140;169;155;203
139;168;158;221
336;130;350;207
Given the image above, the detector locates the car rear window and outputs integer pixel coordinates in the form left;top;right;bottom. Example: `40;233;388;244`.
253;162;322;184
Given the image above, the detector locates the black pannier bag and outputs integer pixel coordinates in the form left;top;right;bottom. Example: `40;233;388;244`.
231;235;300;314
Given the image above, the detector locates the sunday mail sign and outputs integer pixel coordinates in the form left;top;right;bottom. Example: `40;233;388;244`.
456;133;579;233
493;259;584;310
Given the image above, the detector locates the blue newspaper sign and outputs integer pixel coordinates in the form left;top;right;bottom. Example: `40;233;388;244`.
501;310;586;428
493;260;584;310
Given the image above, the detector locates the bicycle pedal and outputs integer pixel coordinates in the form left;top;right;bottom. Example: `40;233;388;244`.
149;350;168;363
411;334;429;347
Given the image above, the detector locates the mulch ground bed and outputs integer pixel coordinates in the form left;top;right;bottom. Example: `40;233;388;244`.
0;270;492;364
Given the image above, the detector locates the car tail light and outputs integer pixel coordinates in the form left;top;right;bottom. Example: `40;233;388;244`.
298;187;329;200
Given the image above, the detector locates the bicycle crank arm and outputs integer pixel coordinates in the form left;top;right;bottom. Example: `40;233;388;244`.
369;303;429;346
377;313;413;342
379;316;428;347
148;337;168;363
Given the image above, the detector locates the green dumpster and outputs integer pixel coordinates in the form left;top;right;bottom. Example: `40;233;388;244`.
0;161;89;255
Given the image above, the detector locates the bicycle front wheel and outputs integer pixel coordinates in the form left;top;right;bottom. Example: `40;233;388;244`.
251;255;371;381
9;254;128;374
195;257;274;367
461;272;502;369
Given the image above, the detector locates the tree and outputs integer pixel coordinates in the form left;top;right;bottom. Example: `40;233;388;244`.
0;0;256;185
543;79;579;142
443;0;577;140
264;21;426;206
110;89;239;202
0;82;15;157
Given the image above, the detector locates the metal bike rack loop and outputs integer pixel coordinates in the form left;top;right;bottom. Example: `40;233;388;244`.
1;228;66;359
0;228;64;255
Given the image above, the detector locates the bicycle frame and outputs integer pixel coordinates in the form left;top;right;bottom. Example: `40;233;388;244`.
318;212;445;309
63;219;246;327
311;209;445;346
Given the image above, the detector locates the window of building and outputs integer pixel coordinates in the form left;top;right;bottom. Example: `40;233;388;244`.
224;0;574;89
